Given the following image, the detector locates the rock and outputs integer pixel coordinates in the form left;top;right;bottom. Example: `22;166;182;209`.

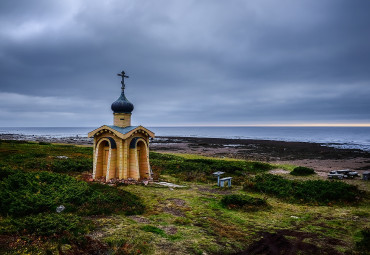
56;205;65;213
56;156;69;159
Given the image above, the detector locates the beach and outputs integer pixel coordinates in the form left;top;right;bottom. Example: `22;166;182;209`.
1;133;369;177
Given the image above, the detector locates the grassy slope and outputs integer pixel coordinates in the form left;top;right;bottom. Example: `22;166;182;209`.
0;140;369;254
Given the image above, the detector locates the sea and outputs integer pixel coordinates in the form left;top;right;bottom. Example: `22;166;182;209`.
1;126;370;152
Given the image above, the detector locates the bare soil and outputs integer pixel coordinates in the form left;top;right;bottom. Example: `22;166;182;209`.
234;230;342;255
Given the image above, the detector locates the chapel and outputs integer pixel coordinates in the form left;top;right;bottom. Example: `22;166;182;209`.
88;70;155;181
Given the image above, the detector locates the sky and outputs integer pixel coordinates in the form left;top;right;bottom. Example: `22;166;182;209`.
0;0;369;127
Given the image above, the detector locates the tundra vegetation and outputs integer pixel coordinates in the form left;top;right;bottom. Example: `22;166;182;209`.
0;139;369;254
290;166;316;176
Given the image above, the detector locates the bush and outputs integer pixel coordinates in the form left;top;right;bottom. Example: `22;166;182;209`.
50;158;92;173
39;142;51;145
0;140;93;173
0;167;14;181
244;174;363;205
356;228;370;253
221;194;268;211
0;170;144;217
290;166;315;176
6;213;90;236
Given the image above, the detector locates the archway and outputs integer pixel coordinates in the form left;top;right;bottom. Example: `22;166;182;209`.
129;137;150;180
94;137;117;180
137;140;149;179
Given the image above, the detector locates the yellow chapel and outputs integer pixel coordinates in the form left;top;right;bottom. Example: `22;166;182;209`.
88;70;155;181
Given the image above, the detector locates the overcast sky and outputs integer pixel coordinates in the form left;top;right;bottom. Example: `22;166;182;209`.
0;0;369;127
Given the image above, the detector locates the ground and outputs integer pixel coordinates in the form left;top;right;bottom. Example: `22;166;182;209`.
88;178;368;254
0;138;369;254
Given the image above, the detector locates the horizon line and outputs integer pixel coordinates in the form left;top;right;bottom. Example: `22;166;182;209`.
2;123;370;128
149;123;370;127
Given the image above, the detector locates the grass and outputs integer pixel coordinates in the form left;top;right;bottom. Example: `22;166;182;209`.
0;139;369;254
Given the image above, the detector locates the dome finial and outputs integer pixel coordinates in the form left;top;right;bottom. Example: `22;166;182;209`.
111;70;134;114
117;70;129;90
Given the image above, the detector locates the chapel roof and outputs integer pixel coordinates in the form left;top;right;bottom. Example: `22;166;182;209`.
88;125;155;139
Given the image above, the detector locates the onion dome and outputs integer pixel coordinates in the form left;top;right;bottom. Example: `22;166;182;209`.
111;70;134;113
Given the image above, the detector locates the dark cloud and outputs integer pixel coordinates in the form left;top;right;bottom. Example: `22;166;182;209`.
0;0;369;127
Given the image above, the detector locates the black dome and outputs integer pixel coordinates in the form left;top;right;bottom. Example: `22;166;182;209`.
111;91;134;113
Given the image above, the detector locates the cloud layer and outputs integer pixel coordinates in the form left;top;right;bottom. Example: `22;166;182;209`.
1;0;369;126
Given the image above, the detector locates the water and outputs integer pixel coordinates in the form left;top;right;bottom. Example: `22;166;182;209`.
1;126;370;151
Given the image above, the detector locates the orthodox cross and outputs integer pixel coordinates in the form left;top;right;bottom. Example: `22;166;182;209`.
117;70;129;90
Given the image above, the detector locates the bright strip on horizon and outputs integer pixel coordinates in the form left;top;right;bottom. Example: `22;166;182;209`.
153;123;370;127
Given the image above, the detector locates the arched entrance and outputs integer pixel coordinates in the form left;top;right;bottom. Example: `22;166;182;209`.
94;137;117;181
129;138;150;180
137;140;149;179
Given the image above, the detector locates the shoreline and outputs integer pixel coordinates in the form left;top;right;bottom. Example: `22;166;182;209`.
1;133;370;176
151;136;370;176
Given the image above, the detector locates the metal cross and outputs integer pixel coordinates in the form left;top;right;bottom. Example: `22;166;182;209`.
117;70;129;89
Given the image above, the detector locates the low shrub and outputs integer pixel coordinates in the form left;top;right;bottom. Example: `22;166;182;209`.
50;158;92;173
0;167;14;181
244;174;363;204
39;142;51;145
221;194;268;211
24;158;92;173
4;213;90;236
290;166;315;176
0;140;93;173
0;170;144;217
355;228;370;253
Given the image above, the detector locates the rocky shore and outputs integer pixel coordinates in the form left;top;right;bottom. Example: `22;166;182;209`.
0;133;93;146
151;136;370;176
